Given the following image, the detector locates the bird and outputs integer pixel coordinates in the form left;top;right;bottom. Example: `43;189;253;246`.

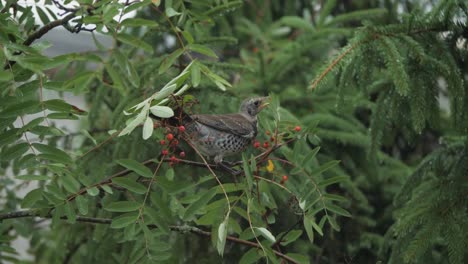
181;97;269;165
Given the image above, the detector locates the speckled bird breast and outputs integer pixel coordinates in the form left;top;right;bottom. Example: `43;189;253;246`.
185;121;254;158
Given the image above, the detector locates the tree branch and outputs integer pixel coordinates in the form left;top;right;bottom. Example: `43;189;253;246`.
0;210;299;264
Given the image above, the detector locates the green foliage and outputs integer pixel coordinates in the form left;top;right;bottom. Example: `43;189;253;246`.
1;0;467;264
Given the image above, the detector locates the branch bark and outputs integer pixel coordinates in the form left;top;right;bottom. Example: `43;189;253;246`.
0;210;299;264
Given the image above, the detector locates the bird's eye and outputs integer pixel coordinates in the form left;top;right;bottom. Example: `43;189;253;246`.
254;101;259;106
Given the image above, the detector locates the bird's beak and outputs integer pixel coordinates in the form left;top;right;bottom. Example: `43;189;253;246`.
258;97;270;111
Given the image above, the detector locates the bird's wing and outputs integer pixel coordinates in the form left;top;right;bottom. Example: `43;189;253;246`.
191;113;256;138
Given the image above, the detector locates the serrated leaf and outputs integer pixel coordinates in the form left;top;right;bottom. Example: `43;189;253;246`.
112;177;147;194
189;44;218;58
254;227;276;243
159;48;184;74
183;188;217;220
117;159;153;178
105;201;141;212
111;212;139;229
142;117;154;140
150;105;174;118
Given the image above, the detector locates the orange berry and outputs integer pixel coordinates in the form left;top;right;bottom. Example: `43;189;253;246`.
294;126;301;132
166;133;174;141
282;175;288;181
265;130;271;135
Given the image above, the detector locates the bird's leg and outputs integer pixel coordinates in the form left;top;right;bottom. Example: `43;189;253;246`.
214;155;241;177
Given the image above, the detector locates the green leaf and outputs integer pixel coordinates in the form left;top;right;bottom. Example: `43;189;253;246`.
75;195;89;215
61;174;81;193
142;117;154;140
144;206;170;234
112;177;147;194
217;219;228;256
159;48;184;74
239;248;262;264
111;212;139;229
183;188;217;220
325;203;351;217
64;202;76;223
105;201;141;212
188;44;218;58
318;176;348;187
0;100;41;118
254;227;276;243
21;188;43;208
150;105;174;118
280;230;303;246
242;153;253;191
303;216;314;243
310;160;340;176
117;159;153;178
182;30;194;44
301;146;320;167
86;187;100;196
32;143;72;164
0;70;14;81
121;18;158;27
117;33;153;53
165;7;181;17
1;143;29;161
101;185;113;194
191;62;201;87
16;174;49;181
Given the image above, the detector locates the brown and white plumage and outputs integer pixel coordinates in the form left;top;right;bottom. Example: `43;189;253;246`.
183;97;269;163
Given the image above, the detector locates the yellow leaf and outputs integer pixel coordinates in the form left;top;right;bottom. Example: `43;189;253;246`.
266;160;274;172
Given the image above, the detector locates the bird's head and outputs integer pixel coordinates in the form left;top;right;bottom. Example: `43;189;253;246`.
240;96;270;117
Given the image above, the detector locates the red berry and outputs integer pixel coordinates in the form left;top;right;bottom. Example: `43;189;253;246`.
161;149;168;155
253;47;259;53
171;139;179;146
282;175;288;181
159;140;166;145
178;125;186;132
170;155;177;162
179;151;186;158
294;126;301;132
253;141;260;148
263;141;269;148
166;133;174;141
